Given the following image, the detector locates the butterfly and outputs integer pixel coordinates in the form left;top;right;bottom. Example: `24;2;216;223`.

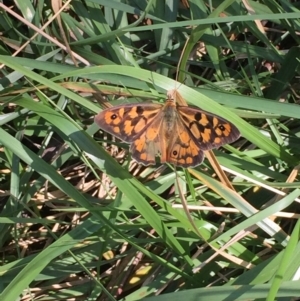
94;91;240;168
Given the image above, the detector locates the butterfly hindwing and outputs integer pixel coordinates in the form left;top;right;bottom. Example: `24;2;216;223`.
167;116;204;167
94;103;162;142
130;114;167;165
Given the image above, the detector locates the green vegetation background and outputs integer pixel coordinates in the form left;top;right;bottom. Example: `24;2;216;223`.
0;0;300;300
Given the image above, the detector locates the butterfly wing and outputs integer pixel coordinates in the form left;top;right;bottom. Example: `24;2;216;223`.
94;103;162;143
167;116;205;167
130;113;167;166
177;106;240;150
166;106;240;167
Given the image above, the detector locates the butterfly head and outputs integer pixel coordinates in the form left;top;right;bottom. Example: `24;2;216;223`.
166;89;187;106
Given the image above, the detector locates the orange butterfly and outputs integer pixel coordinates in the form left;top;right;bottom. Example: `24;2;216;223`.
94;91;240;168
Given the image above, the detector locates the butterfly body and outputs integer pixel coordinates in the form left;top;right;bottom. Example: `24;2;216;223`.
95;96;240;167
162;99;177;132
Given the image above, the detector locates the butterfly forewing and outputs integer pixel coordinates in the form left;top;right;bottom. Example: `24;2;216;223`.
177;106;240;150
94;103;162;142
